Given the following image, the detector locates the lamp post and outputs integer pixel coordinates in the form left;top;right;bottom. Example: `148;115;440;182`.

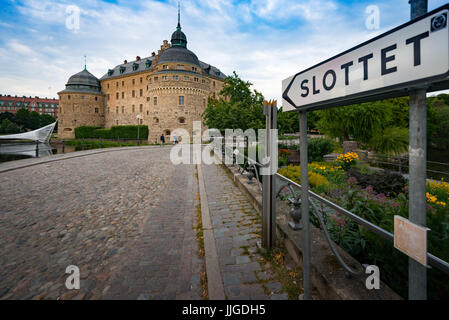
136;114;141;146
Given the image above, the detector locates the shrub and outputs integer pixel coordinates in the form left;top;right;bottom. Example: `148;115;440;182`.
278;165;330;193
336;152;358;171
369;127;409;155
74;125;149;140
308;138;335;162
347;167;406;196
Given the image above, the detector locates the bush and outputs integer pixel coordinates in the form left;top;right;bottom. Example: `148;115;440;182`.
308;138;335;162
369;127;409;155
74;125;149;140
0;118;20;134
278;165;330;193
347;167;406;196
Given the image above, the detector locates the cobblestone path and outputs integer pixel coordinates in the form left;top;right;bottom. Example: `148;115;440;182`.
0;148;203;300
202;163;287;300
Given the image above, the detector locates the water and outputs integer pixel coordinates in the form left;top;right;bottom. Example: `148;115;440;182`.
0;142;75;163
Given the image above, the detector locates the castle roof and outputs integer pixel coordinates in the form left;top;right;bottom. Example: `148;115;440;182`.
59;69;102;94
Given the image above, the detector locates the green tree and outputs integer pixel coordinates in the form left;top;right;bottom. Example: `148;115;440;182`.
316;101;391;144
0;111;15;124
40;114;56;127
428;105;449;150
202;72;265;132
14;108;31;129
29;111;41;130
277;107;298;134
0;118;20;134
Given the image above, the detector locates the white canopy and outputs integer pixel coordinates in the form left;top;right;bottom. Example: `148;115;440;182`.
0;122;56;143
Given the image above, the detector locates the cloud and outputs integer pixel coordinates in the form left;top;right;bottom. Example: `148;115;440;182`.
2;0;449;103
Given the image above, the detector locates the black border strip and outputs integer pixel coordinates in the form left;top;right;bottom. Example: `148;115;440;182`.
283;3;449;111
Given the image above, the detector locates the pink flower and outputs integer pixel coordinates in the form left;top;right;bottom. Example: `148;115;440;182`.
348;176;358;185
392;202;399;208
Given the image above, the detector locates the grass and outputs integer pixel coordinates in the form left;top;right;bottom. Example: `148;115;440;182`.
194;167;208;300
64;139;161;151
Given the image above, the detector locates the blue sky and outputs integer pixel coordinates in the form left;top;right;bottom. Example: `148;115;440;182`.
0;0;448;102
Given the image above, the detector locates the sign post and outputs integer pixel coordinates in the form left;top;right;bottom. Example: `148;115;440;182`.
282;2;449;300
408;0;428;301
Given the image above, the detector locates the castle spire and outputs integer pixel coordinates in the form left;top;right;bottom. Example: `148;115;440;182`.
177;1;181;30
84;54;87;70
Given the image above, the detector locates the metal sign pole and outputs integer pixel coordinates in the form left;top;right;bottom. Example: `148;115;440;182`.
262;100;277;249
409;0;428;301
300;111;312;300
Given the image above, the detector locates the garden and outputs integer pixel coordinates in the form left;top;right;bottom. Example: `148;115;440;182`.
276;139;449;299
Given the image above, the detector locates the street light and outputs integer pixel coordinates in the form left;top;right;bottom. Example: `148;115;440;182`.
136;114;141;146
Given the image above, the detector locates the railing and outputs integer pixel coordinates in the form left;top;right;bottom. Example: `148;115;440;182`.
367;153;449;179
211;140;449;298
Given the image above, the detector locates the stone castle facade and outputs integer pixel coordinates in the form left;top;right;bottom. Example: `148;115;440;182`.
58;18;225;142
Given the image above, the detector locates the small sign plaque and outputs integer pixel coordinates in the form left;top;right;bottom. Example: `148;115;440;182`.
394;215;429;266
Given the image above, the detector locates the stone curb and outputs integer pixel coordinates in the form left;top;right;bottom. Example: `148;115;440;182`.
196;160;226;300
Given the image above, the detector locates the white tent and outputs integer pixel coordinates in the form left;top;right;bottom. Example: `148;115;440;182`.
0;122;56;143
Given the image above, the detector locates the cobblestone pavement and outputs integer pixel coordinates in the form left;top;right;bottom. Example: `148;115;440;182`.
0;147;203;300
202;163;287;300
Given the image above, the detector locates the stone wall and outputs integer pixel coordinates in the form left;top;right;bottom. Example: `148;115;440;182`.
58;92;105;139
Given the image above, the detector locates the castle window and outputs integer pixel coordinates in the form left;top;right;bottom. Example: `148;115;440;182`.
163;65;168;70
165;130;171;136
132;79;135;85
177;64;184;70
179;96;184;105
107;94;110;101
132;90;135;98
119;66;125;74
95;97;98;101
116;106;119;114
202;79;205;84
179;117;185;124
108;69;114;76
122;81;125;87
140;89;143;97
122;106;125;113
184;76;189;81
139;104;143;112
107;84;110;89
116;82;119;88
203;98;206;107
173;75;179;81
95;108;99;113
154;77;158;82
81;96;85;100
194;77;199;82
147;97;150;102
122;92;125;99
140;77;143;84
132;105;135;113
132;63;139;71
146;111;149;115
154;117;159;124
116;120;119;125
162;76;168;81
213;81;216;87
68;95;71;100
154;97;157;105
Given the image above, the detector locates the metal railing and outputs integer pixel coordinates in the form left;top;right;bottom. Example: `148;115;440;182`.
211;140;449;298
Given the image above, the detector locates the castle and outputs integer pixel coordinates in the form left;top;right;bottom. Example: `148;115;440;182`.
58;11;225;142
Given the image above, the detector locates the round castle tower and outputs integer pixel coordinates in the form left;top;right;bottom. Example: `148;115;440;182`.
57;68;105;139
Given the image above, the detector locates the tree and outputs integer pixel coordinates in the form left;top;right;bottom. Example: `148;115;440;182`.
316;101;391;144
0;119;20;134
202;72;265;132
428;105;449;150
14;108;31;129
277;107;298;134
0;111;15;124
40;114;56;127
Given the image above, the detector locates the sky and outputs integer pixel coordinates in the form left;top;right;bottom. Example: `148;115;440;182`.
0;0;448;104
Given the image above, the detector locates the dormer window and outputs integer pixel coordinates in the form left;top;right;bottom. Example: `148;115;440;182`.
132;63;139;71
163;65;168;70
108;69;114;76
145;60;151;68
119;66;126;74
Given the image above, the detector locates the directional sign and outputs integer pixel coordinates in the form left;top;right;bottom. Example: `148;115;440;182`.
282;4;449;111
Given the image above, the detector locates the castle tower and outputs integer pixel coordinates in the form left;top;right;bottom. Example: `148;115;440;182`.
58;68;105;139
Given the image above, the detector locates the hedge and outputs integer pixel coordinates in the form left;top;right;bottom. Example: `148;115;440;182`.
74;125;149;140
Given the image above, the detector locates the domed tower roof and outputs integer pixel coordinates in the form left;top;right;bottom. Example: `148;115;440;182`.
157;3;200;67
157;46;200;66
59;68;102;94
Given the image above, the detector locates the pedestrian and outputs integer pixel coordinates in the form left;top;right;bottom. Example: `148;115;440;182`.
160;133;165;146
173;133;178;145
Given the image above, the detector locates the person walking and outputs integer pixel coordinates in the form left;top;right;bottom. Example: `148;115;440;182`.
173;133;178;145
160;133;165;146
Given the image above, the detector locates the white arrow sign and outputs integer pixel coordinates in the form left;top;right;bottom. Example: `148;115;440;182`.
282;4;449;111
